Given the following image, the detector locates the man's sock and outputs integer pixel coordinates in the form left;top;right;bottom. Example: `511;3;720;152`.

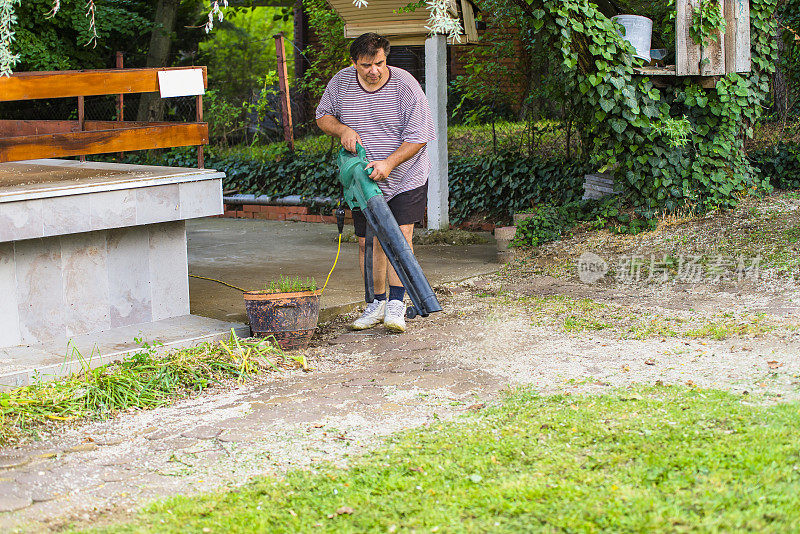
388;285;405;302
373;292;387;302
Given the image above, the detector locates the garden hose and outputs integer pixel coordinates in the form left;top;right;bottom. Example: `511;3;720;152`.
189;205;347;295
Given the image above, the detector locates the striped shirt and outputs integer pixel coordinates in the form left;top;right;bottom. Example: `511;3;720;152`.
316;66;436;200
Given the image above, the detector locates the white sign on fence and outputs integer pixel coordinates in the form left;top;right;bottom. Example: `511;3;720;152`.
157;69;205;98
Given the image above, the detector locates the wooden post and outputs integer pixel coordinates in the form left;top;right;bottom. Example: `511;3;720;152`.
701;0;726;76
78;95;85;162
724;0;751;73
677;0;749;77
116;52;124;159
116;52;124;121
677;0;723;76
197;94;204;169
274;33;295;152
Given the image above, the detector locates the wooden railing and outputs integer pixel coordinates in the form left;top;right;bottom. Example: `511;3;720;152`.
0;66;208;166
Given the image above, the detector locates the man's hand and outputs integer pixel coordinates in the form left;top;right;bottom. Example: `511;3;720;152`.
363;142;425;181
341;127;362;153
365;159;394;181
316;115;362;153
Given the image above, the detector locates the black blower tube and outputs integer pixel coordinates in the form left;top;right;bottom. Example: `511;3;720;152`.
363;222;375;304
362;196;442;317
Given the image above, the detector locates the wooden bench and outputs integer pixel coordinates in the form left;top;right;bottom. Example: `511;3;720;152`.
0;66;208;166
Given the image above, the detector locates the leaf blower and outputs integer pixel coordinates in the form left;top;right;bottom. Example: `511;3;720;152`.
336;144;442;319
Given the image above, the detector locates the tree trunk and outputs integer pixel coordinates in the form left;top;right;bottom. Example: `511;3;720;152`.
136;0;181;122
773;26;788;121
293;0;309;128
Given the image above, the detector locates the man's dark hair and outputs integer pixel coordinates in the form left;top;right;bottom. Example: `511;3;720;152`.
350;33;390;62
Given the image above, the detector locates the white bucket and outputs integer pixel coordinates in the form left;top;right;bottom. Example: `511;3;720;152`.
611;15;652;63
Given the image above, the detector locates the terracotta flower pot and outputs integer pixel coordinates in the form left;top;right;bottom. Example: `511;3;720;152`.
243;289;321;350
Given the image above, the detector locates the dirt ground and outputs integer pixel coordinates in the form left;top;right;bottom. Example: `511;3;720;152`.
1;193;799;532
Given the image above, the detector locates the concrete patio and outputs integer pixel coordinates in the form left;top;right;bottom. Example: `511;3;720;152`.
0;216;498;389
187;217;499;323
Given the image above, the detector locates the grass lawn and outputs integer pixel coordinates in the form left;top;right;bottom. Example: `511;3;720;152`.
86;386;800;533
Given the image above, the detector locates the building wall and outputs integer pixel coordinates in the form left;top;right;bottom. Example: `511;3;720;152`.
449;17;529;112
302;8;529;112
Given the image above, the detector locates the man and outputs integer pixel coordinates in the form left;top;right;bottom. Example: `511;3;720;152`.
316;32;435;333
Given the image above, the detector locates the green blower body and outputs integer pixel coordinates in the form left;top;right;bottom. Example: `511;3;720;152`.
336;145;442;318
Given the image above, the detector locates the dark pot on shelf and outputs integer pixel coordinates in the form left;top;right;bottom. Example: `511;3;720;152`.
243;289;321;350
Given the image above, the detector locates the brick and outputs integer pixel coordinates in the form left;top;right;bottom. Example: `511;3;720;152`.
290;206;310;215
253;212;270;219
242;204;259;213
223;211;238;218
287;214;303;221
320;215;337;224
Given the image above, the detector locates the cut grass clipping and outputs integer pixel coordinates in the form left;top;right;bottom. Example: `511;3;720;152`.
0;333;298;446
91;386;800;533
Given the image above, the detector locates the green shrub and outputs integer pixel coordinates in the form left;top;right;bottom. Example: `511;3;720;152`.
117;147;342;201
749;143;800;190
511;205;572;247
511;197;659;249
448;152;592;223
108;148;590;223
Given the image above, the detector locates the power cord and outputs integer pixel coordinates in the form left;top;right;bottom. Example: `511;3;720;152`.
190;205;348;295
188;274;249;293
321;205;347;294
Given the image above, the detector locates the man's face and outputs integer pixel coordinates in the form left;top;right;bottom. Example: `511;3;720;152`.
352;49;389;88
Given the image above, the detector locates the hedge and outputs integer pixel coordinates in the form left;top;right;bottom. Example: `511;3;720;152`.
107;143;800;225
113;148;590;224
749;143;800;191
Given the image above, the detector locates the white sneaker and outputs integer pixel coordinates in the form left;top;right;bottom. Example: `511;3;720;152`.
384;299;406;333
349;299;386;330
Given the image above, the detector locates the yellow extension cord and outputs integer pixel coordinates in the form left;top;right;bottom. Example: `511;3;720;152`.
189;231;343;296
187;274;249;293
321;232;342;294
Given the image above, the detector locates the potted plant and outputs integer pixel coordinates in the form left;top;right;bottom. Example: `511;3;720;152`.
243;276;321;350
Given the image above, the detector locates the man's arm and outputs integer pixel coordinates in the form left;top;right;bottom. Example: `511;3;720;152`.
365;142;425;181
316;115;362;153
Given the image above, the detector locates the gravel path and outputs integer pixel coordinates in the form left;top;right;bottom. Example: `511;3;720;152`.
1;273;799;532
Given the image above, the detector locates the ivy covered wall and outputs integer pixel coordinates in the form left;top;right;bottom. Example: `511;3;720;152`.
508;0;778;213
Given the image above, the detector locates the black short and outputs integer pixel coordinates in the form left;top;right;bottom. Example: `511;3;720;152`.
352;182;428;238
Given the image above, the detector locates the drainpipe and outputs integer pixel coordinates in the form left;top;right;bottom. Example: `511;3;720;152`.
223;194;336;206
